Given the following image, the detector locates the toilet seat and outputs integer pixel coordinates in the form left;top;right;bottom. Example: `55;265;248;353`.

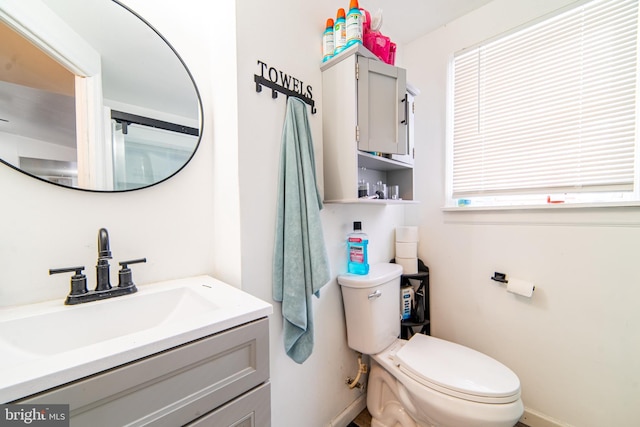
392;334;521;404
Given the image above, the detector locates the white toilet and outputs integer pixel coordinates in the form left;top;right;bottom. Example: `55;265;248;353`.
338;263;524;427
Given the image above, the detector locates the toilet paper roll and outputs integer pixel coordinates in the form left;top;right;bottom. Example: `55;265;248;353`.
507;278;535;298
395;257;418;274
395;242;418;259
396;226;419;242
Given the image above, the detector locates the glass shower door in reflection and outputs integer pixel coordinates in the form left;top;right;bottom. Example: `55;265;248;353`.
111;115;198;191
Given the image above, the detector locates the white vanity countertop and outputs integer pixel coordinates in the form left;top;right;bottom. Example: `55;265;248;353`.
0;275;272;402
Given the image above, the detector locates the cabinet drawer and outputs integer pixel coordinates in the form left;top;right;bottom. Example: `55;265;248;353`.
18;318;269;427
186;382;270;427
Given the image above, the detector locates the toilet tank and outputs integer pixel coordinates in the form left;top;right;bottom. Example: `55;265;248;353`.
338;263;402;354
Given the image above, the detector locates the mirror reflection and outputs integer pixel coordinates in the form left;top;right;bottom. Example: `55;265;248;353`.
0;0;202;191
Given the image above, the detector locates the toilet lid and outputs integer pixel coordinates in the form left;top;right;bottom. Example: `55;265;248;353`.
338;263;402;288
394;334;521;404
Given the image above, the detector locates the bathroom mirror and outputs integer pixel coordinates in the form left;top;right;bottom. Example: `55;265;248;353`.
0;0;202;191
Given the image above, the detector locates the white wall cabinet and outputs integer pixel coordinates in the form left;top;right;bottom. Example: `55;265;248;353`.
321;44;416;203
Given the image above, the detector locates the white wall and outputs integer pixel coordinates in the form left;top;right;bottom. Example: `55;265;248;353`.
235;1;410;425
0;1;408;426
403;1;640;426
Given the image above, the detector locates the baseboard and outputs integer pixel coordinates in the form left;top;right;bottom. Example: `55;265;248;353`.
331;397;571;427
329;394;367;427
520;408;573;427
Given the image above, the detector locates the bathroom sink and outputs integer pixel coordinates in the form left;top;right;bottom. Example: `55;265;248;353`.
0;286;219;360
0;276;272;402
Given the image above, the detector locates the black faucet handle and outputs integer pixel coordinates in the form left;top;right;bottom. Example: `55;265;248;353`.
118;258;147;269
49;266;85;276
118;258;146;289
49;266;88;301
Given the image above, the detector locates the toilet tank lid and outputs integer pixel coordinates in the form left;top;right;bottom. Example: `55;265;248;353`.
395;334;521;401
338;263;402;288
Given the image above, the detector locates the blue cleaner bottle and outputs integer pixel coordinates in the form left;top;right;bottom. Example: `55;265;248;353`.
346;0;363;48
322;18;335;62
347;221;369;275
334;8;347;55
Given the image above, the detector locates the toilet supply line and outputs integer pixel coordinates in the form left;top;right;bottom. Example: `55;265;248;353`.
346;352;368;389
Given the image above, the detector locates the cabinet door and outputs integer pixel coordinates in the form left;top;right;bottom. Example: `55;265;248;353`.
357;57;407;155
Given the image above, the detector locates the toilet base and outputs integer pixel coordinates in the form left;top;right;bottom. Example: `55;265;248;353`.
367;362;422;427
367;345;524;427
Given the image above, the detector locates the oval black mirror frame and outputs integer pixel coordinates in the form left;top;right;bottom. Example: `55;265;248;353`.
0;0;204;193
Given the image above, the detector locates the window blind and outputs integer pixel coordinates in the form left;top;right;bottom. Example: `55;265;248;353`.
451;0;638;199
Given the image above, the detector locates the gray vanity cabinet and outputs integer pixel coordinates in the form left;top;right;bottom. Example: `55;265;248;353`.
16;318;270;427
321;44;415;203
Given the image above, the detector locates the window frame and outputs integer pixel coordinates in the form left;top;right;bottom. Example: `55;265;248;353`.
445;0;640;210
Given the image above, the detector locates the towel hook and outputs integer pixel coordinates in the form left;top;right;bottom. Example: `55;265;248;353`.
254;74;317;114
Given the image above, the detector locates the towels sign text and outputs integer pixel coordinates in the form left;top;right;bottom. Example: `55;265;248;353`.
256;60;313;99
254;60;316;114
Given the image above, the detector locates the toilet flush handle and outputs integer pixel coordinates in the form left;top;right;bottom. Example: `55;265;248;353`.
368;290;382;300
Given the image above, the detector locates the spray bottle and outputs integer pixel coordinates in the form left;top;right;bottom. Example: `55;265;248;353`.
346;0;363;47
334;8;347;55
347;221;369;275
322;18;335;62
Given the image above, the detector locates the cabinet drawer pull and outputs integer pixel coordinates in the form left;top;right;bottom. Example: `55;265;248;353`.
401;94;408;125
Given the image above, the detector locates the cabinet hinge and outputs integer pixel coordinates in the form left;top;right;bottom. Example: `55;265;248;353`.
355;62;359;80
356;125;360;142
412;102;415;114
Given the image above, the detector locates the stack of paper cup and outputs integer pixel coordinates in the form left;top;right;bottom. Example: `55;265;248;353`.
395;226;418;274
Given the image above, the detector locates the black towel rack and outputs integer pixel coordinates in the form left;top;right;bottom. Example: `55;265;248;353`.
254;75;317;114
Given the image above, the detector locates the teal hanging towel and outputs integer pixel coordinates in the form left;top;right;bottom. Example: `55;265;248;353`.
272;97;331;364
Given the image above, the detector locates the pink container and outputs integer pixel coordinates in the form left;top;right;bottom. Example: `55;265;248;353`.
360;8;371;34
364;32;391;63
388;42;396;65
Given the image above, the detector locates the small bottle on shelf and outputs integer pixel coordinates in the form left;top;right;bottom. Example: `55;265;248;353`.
322;18;335;62
358;179;369;198
334;8;347;55
346;0;363;47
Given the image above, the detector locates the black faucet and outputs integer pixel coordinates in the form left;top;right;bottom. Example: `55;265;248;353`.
96;228;112;292
50;228;146;305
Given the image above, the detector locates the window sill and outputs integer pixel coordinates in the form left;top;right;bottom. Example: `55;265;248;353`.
441;201;640;227
443;200;640;212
